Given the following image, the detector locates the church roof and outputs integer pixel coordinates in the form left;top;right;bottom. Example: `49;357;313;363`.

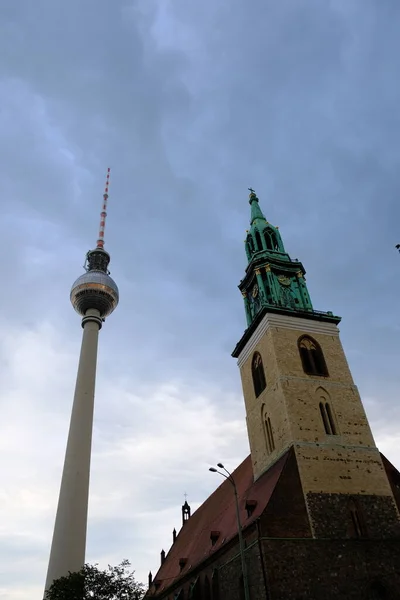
147;450;290;596
381;452;400;511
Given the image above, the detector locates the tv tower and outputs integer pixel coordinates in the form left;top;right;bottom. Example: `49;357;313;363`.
44;168;119;593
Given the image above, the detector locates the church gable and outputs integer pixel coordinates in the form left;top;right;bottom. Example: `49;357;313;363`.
261;447;312;538
381;453;400;513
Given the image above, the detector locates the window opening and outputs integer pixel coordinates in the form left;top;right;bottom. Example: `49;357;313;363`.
319;401;337;435
298;336;328;376
264;231;272;250
252;352;266;397
210;531;220;546
264;415;275;454
247;236;254;253
348;499;367;538
245;500;257;518
319;402;331;434
255;230;262;251
325;402;337;435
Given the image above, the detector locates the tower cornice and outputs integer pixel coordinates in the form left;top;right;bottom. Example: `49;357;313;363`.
232;306;341;359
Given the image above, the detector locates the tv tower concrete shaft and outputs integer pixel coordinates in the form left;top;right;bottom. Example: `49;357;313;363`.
44;169;119;596
44;308;101;590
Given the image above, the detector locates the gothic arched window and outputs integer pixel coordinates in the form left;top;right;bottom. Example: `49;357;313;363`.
263;411;275;454
298;336;328;377
245;243;251;260
247;235;254;254
264;228;279;251
252;352;266;397
319;401;337;435
264;230;273;250
255;230;263;251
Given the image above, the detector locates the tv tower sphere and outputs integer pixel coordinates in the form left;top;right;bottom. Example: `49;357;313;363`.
70;250;119;318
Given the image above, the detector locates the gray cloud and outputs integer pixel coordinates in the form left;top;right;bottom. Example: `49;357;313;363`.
1;0;400;597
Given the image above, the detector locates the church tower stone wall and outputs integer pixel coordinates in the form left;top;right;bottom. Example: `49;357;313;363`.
233;190;400;539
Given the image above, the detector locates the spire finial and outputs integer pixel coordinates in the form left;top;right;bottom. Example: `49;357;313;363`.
248;187;259;206
96;167;110;249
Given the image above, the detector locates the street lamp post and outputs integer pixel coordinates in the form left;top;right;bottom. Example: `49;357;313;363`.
209;463;250;600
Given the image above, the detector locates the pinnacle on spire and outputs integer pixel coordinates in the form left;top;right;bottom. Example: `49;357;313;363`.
248;187;266;224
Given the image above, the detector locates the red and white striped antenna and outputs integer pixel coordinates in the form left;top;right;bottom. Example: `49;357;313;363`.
96;167;110;249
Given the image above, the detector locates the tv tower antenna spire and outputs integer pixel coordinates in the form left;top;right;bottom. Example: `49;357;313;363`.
96;167;110;249
44;169;119;596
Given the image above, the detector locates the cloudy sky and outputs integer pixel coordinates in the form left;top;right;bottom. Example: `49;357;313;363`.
1;0;400;597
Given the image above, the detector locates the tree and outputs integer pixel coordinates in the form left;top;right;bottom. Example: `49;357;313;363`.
44;560;145;600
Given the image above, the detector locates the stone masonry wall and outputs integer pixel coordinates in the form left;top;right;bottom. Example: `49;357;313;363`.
262;538;400;600
238;315;395;505
307;492;400;539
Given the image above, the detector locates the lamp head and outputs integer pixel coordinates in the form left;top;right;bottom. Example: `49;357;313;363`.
209;467;217;473
217;463;225;469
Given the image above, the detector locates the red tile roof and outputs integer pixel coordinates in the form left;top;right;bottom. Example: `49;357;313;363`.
147;450;290;596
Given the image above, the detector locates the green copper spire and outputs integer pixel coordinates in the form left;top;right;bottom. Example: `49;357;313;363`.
233;188;340;355
248;188;266;224
244;188;286;263
240;188;317;327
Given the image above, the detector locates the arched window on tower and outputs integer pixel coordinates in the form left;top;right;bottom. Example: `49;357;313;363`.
298;336;329;377
255;230;263;251
262;406;275;454
264;230;273;250
319;401;337;435
252;352;266;397
247;235;254;254
264;228;279;251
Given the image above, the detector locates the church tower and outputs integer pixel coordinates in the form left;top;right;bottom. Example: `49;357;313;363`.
232;189;400;539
